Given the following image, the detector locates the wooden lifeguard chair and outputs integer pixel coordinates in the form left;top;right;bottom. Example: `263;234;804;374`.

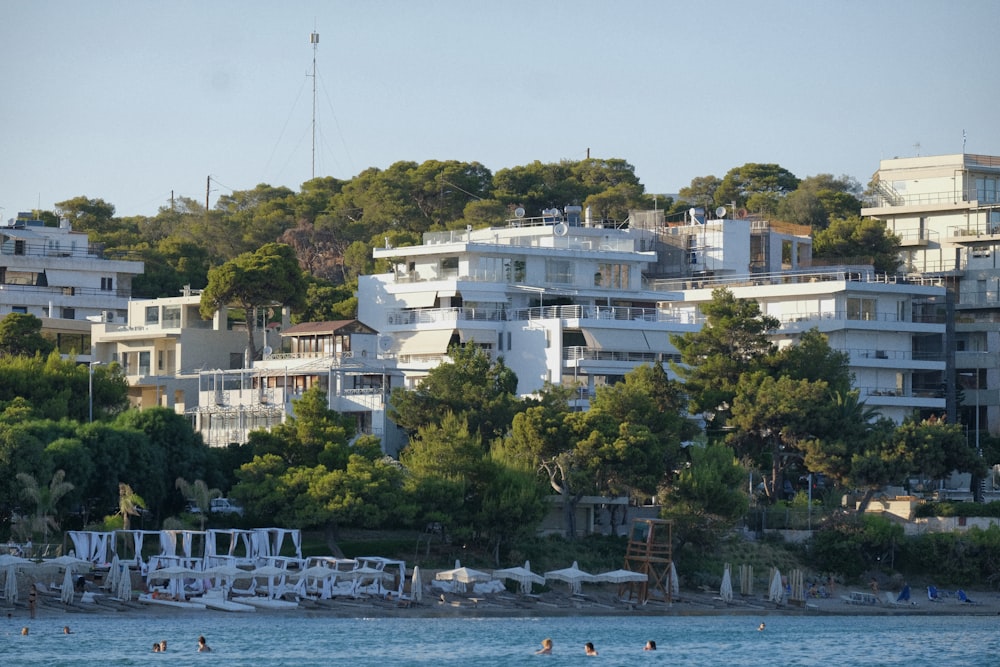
623;518;673;603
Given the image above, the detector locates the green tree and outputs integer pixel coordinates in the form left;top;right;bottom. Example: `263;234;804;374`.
714;163;799;215
670;288;779;419
777;174;862;229
812;215;902;274
15;470;73;543
200;242;307;361
678;175;723;210
116;482;146;531
389;344;520;442
0;314;55;358
663;443;748;523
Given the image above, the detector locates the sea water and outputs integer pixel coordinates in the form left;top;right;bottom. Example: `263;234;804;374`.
1;613;997;666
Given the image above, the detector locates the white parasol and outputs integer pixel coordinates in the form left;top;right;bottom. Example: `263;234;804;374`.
435;561;492;594
250;564;288;599
4;565;19;604
720;563;733;603
60;565;75;604
105;554;120;592
594;568;647;585
543;561;596;596
768;568;784;604
148;565;200;601
669;561;679;598
411;565;422;603
493;560;545;595
116;563;132;601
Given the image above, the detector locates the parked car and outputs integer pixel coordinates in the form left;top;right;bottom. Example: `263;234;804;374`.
209;498;244;517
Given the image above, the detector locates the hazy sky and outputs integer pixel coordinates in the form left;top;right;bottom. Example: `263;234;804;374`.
2;0;998;219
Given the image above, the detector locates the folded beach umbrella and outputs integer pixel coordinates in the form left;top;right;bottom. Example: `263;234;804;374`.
768;568;784;604
411;565;422;602
4;565;18;604
720;563;733;603
61;565;75;604
116;563;132;601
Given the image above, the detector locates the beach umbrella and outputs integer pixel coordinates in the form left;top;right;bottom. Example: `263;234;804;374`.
204;563;252;592
493;561;545;594
4;565;18;604
411;565;422;603
116;563;132;601
435;564;492;593
543;561;596;596
60;565;75;604
669;562;679;598
768;568;784;604
250;565;289;599
0;554;33;569
106;554;120;592
594;569;647;585
41;555;92;571
720;563;733;603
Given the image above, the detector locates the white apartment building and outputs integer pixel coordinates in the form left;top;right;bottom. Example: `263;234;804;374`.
188;320;406;455
91;289;255;412
863;153;1000;436
1;214;144;358
358;208;946;423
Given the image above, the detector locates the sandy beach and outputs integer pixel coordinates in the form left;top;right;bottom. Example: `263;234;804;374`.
6;571;998;622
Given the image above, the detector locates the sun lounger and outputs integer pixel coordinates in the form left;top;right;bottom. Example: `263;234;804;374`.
956;589;978;604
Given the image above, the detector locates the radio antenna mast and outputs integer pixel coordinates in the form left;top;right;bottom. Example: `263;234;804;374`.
309;31;319;180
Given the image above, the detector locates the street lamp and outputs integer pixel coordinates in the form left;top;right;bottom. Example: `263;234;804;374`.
88;361;103;422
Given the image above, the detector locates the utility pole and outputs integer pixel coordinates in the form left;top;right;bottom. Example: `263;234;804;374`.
206;175;211;212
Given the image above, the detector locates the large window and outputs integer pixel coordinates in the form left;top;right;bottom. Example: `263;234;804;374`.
846;297;877;321
145;306;159;325
545;259;573;285
976;177;998;203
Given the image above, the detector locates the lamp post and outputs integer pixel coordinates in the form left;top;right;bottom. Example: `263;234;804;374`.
88;361;102;422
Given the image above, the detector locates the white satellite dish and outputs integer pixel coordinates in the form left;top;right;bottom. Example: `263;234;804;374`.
377;334;394;353
715;206;727;218
514;207;525;218
553;222;569;236
262;345;273;357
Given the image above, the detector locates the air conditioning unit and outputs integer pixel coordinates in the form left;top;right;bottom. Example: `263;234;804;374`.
101;310;114;322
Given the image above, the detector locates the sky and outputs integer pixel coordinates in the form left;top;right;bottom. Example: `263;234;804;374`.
2;0;999;219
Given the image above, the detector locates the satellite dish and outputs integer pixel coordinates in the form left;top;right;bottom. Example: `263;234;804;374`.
377;334;394;353
262;345;273;357
715;206;727;218
553;222;569;236
514;207;525;218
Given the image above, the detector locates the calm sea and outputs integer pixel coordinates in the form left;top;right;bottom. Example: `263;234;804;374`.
1;613;997;666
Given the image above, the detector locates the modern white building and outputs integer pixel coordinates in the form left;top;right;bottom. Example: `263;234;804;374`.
863;153;1000;435
187;320;406;454
1;213;144;358
358;208;946;422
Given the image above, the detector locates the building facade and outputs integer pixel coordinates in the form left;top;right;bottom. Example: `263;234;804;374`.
863;153;1000;437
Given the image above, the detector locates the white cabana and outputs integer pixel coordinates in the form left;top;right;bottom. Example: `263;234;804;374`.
67;531;114;566
435;560;493;594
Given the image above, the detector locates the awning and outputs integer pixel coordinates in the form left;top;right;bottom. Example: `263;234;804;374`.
642;330;675;352
581;328;649;351
394;329;455;356
392;291;438;308
459;329;497;344
459;290;509;303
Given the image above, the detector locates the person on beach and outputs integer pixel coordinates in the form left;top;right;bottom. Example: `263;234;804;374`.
870;578;879;596
644;640;657;650
536;638;553;654
585;642;598;656
198;636;212;652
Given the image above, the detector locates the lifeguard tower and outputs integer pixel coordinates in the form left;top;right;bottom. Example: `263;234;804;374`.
623;518;673;603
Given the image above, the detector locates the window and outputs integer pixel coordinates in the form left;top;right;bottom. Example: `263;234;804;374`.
62;307;75;319
145;306;159;325
846;297;876;321
138;351;150;376
101;277;114;291
972;245;991;258
596;263;630;289
440;256;459;277
163;306;181;327
545;259;572;284
12;306;26;314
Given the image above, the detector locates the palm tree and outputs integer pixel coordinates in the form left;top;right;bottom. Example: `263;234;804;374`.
16;470;74;544
117;483;146;531
175;478;222;531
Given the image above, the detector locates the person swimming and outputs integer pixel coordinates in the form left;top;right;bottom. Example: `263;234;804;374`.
63;626;72;634
644;640;657;650
536;638;553;654
198;635;212;652
758;622;766;631
584;642;598;656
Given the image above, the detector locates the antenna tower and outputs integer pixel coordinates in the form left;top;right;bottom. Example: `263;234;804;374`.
310;31;319;179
